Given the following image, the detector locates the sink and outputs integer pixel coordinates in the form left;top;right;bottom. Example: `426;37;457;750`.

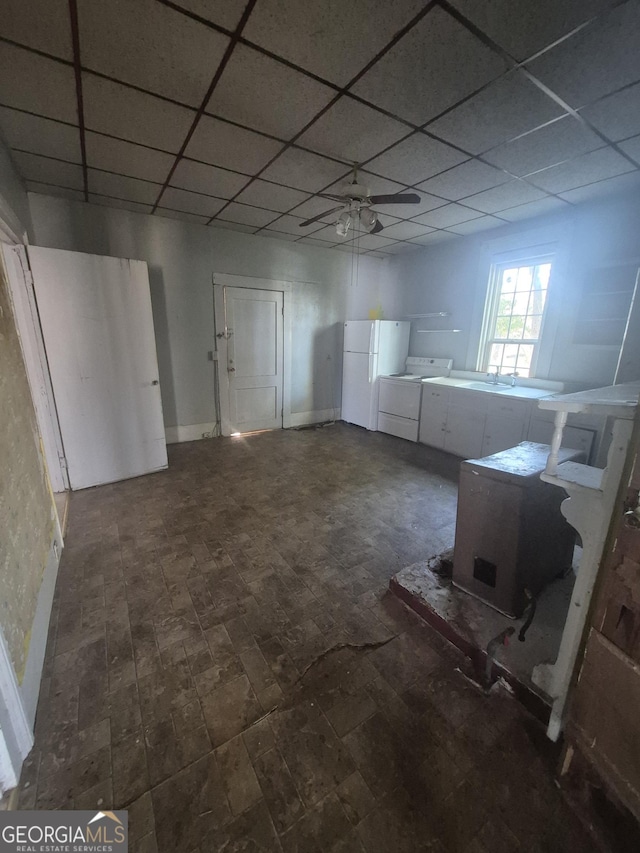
464;381;509;393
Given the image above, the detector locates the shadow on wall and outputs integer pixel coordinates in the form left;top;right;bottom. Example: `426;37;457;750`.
311;322;343;416
147;266;177;428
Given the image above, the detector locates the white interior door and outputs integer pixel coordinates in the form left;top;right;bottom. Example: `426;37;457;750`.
222;286;284;434
28;247;168;490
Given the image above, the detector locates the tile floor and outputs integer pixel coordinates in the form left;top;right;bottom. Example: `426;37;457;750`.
18;424;599;852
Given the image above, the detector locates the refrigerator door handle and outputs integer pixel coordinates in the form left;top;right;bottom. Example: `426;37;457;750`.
369;322;375;357
368;352;374;383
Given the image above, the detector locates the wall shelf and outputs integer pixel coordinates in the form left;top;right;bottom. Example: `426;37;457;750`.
404;312;450;319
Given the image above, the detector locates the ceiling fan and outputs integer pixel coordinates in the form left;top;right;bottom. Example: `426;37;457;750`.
298;167;420;237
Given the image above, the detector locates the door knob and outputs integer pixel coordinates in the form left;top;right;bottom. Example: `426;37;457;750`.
151;380;159;385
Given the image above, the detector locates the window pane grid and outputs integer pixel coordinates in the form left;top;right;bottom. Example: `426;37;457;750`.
484;260;552;378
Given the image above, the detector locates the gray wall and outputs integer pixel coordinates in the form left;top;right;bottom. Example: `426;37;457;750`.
28;193;401;430
393;191;640;388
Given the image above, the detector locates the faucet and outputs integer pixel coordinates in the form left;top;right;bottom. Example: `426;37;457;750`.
507;371;519;387
487;370;500;385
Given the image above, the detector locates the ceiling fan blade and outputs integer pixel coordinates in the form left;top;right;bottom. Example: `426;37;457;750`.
369;193;421;205
299;205;344;227
370;219;384;235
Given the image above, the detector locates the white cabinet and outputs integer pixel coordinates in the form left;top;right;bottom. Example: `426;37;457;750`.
444;404;485;457
481;397;531;457
482;413;528;457
420;387;487;458
419;387;448;448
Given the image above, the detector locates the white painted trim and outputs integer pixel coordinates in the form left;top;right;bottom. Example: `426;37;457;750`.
288;408;340;428
19;531;62;727
165;421;219;444
0;627;34;792
2;244;68;492
0;725;17;795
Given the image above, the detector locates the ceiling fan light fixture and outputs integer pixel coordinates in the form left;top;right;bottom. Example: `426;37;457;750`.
336;211;352;238
360;207;378;232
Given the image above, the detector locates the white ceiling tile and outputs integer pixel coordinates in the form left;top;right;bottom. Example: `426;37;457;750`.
206;44;336;140
260;147;350;192
366;133;469;185
497;196;572;221
211;220;259;234
332;243;370;254
0;108;81;162
77;0;230;107
351;7;507;125
82;74;195;152
261;231;301;242
0;43;78;124
526;147;635;193
411;203;483;228
214;202;280;227
3;0;73;60
243;0;428;86
526;2;640;108
305;225;342;243
579;83;640;141
87;170;161;204
297;236;337;247
155;208;210;225
168;0;247;30
343;233;398;250
416;159;509;200
12;151;84;190
161;186;228;217
26;182;85;202
375;242;422;254
297;96;409;163
184;114;283;174
558;170;640;203
483;116;603;176
426;71;565;155
445;215;506;235
449;0;619;61
88;195;153;215
171;158;249;198
461;180;548;213
263;214;323;236
379;220;434;240
85;132;174;183
618;134;640;162
234;179;310;212
408;231;457;246
285;195;345;224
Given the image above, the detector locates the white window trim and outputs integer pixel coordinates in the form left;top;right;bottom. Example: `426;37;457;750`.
477;251;555;378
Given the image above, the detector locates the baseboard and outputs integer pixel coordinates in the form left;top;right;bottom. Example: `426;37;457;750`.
288;408;340;428
165;422;219;444
19;529;62;729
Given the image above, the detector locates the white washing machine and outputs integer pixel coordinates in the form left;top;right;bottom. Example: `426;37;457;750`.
378;357;453;442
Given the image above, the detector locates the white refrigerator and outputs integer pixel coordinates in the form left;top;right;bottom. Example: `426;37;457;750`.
341;320;410;430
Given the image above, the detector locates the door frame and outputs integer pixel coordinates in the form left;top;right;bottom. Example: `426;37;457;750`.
213;274;292;436
1;245;69;492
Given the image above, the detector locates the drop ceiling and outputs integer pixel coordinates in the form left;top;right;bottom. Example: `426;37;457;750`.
2;0;640;257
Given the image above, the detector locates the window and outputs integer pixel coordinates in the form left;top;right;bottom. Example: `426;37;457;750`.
481;257;553;378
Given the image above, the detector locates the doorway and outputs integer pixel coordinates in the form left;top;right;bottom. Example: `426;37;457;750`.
214;276;291;437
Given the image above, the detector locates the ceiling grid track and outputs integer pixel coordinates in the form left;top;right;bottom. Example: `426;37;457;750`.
1;0;639;251
67;0;88;201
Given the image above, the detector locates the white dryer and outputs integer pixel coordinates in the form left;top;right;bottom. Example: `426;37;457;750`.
378;357;452;442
